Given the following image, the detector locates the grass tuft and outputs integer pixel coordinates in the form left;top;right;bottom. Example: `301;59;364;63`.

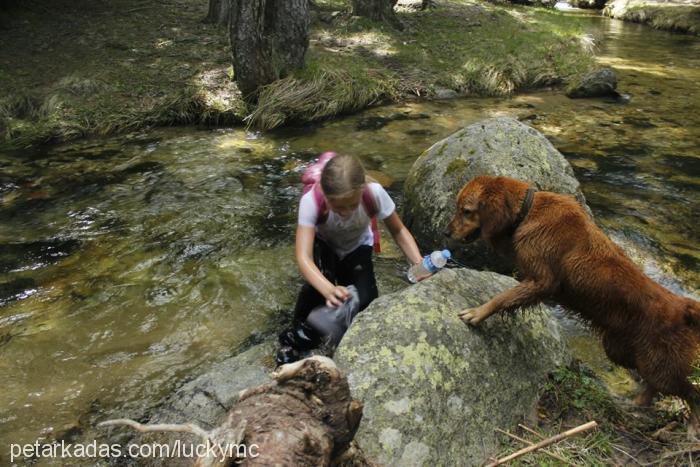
246;67;398;130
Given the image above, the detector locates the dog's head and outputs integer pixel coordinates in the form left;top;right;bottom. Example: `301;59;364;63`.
445;175;530;243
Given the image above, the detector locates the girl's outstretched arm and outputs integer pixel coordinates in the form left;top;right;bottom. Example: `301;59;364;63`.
296;225;350;307
383;212;423;265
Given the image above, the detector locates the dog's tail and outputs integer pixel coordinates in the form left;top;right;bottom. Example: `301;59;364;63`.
683;297;700;330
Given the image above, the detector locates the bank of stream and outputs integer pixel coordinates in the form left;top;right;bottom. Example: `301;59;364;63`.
0;6;698;462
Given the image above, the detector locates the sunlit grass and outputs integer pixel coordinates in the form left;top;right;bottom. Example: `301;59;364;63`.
251;0;594;128
0;0;595;145
605;0;700;34
247;65;398;130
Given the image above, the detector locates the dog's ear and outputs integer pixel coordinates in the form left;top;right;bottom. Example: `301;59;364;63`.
477;181;518;239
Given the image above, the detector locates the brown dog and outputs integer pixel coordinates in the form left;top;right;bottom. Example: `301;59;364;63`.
445;175;700;436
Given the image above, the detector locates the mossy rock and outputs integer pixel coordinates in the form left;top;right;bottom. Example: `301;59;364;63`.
566;67;619;98
402;117;589;273
335;268;569;466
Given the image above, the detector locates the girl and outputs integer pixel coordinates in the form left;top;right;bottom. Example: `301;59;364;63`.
277;153;424;365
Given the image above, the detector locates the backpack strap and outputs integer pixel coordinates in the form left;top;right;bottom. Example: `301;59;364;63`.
361;185;381;253
312;182;329;224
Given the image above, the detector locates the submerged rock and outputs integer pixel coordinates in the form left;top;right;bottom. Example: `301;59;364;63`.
0;238;82;273
433;87;459;100
335;268;569;466
0;277;37;307
402;117;588;273
566;67;620;99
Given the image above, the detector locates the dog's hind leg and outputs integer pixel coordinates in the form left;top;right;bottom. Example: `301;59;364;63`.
633;381;659;407
600;333;656;405
687;389;700;441
636;343;700;440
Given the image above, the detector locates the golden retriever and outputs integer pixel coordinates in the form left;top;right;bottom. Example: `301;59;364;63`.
445;175;700;436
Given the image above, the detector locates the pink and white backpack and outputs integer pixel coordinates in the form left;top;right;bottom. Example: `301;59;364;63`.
301;152;381;253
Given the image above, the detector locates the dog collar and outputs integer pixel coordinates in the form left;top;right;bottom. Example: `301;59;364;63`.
512;187;536;233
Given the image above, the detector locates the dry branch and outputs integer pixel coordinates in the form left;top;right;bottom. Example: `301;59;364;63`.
487;421;598;466
495;427;573;465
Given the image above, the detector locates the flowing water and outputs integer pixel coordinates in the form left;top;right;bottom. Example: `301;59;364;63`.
0;10;698;460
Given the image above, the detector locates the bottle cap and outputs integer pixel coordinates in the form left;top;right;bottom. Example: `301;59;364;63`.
441;249;451;259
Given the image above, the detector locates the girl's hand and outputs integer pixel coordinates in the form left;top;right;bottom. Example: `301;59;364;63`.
325;285;350;308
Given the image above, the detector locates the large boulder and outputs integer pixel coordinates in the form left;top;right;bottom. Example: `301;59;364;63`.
402;117;589;273
334;267;569;466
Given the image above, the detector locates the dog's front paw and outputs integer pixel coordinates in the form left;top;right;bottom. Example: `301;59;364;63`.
458;306;490;326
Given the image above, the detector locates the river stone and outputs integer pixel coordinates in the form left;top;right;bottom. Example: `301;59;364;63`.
157;341;274;423
334;268;569;466
402;117;589;273
493;0;557;7
568;0;607;9
434;87;459;99
566;67;620;98
103;341;274;466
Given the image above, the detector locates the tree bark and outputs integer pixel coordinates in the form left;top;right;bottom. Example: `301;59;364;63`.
272;0;310;72
204;0;231;25
351;0;400;24
230;0;309;101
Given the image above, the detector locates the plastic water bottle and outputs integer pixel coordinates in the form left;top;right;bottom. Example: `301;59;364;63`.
407;250;451;283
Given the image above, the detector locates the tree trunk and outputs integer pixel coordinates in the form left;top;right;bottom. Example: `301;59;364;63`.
230;0;309;101
204;0;231;25
351;0;400;24
272;0;310;72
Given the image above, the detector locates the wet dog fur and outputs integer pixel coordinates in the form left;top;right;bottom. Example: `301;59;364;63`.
445;175;700;436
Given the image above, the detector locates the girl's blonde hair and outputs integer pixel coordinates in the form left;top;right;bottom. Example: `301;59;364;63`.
321;154;367;197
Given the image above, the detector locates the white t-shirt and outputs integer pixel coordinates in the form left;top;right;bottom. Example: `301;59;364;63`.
298;182;395;259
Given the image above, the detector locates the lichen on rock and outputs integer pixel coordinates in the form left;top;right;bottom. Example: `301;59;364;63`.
335;267;569;466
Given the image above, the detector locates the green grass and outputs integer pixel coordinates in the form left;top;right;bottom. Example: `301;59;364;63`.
250;0;594;129
0;0;244;149
246;59;398;130
0;0;595;147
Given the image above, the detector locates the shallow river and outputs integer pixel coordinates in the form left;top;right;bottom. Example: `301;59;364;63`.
0;8;698;458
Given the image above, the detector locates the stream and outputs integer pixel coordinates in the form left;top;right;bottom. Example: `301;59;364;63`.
0;7;698;457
